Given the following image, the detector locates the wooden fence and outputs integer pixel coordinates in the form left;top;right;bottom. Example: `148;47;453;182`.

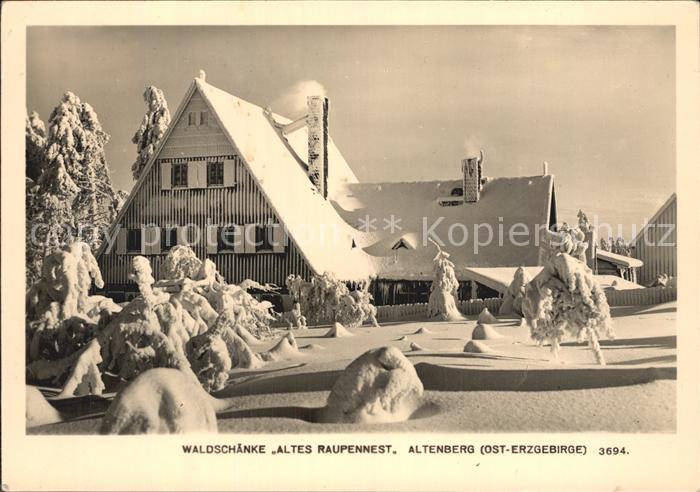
373;286;676;322
604;286;676;306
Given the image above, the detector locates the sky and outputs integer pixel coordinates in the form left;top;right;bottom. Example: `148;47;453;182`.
27;26;675;239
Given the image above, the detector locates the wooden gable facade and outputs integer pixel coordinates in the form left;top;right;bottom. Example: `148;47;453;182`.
97;85;312;300
631;193;677;286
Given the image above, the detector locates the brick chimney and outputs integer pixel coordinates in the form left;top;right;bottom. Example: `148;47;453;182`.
462;149;484;203
307;96;329;199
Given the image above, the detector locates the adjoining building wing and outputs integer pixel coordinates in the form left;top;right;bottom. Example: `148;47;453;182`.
332;175;556;281
630;193;677;285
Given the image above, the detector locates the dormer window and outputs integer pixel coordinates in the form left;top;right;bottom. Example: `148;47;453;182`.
391;236;416;250
392;240;409;250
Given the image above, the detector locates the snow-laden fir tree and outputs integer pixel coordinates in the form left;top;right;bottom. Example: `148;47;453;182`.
577;209;592;232
26;145;80;286
427;240;464;321
43;92;119;249
26;111;47;182
131;86;171;181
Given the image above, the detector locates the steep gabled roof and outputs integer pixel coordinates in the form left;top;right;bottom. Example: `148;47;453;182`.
195;79;375;281
631;193;677;246
332;175;555;280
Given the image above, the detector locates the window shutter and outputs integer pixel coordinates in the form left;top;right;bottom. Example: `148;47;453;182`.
198;161;208;188
161;162;172;190
187;161;199;188
116;228;127;254
272;224;286;253
244;224;257;253
206;225;218;254
223;158;236;187
233;225;245;254
177;226;189;245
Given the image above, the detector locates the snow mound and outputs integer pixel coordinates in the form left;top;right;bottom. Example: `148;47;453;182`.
409;342;426;352
261;333;301;362
397;335;408;341
413;327;433;335
477;308;499;324
222;328;264;369
236;325;262;346
26;386;62;428
186;331;232;392
100;368;217;434
57;338;105;397
471;323;504;340
324;322;354;338
322;346;424;423
463;340;493;354
300;343;326;351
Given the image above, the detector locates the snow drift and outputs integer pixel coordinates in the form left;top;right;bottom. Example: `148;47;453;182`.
322;346;424;423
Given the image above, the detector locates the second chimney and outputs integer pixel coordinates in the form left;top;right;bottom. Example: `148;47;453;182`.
462;149;484;203
307;96;329;199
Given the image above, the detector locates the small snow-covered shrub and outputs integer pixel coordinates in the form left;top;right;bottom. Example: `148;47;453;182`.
522;252;614;365
286;273;378;328
26;242;121;389
160;245;203;280
499;266;530;316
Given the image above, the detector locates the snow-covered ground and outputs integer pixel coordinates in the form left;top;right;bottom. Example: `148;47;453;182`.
29;302;676;434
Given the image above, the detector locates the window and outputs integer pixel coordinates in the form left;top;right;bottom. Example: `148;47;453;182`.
207;161;224;186
392;239;409;250
188;112;197;126
161;227;178;251
200;111;209;126
218;225;238;252
126;229;142;253
171;162;188;187
255;224;274;252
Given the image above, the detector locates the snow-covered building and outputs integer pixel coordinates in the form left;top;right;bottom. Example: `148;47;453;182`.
630;193;677;286
96;75;558;305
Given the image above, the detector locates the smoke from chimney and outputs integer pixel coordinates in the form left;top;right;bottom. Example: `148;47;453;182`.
271;80;328;117
463;135;482;160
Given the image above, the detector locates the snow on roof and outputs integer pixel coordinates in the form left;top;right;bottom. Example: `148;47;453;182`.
596;249;643;268
464;266;545;293
332;175;554;280
106;76;554;283
195;79;375;281
464;266;644;293
631;193;677;246
594;275;644;290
